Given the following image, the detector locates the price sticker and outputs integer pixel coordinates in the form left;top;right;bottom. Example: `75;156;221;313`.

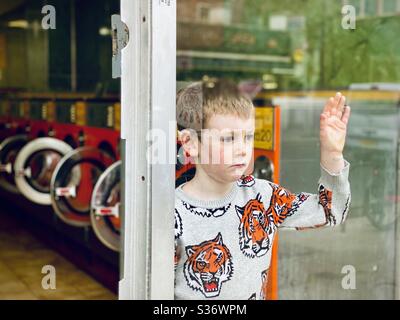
254;107;274;151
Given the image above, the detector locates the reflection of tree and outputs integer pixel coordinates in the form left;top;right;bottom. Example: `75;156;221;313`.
304;0;400;88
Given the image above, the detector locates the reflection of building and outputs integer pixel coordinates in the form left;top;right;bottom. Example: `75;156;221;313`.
343;0;400;18
177;0;293;82
177;0;229;25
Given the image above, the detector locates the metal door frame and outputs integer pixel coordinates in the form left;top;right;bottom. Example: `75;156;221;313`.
119;0;176;300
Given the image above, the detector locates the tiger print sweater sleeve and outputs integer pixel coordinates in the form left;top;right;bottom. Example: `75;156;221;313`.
275;159;351;230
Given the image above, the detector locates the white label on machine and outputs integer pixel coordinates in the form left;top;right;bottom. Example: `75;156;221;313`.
55;186;77;198
95;204;120;218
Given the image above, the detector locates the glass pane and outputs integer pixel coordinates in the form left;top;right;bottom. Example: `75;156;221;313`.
349;0;362;14
176;0;400;300
383;0;398;13
365;0;377;15
278;98;397;299
0;1;119;93
0;0;120;299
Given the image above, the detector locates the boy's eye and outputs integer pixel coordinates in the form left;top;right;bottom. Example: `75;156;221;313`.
221;136;234;143
220;132;254;143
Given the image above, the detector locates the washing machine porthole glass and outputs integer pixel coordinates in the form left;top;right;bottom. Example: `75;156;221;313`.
24;149;63;193
90;160;121;251
50;146;116;227
14;137;73;205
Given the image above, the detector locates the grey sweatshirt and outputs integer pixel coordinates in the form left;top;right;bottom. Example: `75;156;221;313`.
174;160;351;300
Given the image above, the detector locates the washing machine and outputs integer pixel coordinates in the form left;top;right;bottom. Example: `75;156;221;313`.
0;99;12;141
8;98;31;136
12;97;92;205
0;99;51;195
0;134;29;193
90;160;121;251
50;146;115;227
49;99;120;227
83;99;120;159
28;99;54;139
51;99;82;149
13;137;73;205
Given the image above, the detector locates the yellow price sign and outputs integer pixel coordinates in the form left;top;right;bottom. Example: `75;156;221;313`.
75;101;87;126
44;101;56;122
114;103;121;131
254;107;274;150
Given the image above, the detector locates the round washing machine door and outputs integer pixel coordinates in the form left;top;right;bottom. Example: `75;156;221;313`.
50;146;115;227
14;137;73;204
0;135;29;193
90;160;121;251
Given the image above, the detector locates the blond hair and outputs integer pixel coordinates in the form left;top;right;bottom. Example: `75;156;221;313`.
176;79;254;132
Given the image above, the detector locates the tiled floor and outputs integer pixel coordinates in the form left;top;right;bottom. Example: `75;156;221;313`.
0;208;117;300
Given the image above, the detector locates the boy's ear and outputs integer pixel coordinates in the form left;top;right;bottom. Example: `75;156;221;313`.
179;129;199;158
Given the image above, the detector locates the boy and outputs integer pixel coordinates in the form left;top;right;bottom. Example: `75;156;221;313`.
174;80;351;300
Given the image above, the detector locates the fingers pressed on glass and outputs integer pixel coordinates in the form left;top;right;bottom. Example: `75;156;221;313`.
341;106;351;125
337;95;346;118
325;97;335;115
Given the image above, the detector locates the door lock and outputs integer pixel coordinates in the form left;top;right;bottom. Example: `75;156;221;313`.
111;14;129;79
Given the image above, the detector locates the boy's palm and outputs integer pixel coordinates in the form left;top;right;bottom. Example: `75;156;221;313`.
320;93;351;154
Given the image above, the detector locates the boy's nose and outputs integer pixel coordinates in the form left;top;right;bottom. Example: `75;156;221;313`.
234;140;247;156
236;148;246;157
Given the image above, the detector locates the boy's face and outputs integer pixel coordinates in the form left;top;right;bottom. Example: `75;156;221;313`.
197;113;255;183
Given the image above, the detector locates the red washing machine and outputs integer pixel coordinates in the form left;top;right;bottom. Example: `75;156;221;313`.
28;99;55;140
50;99;120;227
0;98;12;142
0;98;35;193
0;99;22;193
82;99;120;159
12;98;73;205
51;99;82;149
0;97;54;194
7;98;31;136
26;98;79;144
13;136;73;205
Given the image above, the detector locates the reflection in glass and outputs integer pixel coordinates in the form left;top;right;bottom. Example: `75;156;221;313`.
177;0;400;299
27;150;62;193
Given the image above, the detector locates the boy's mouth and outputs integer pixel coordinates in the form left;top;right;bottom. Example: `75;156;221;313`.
230;163;246;168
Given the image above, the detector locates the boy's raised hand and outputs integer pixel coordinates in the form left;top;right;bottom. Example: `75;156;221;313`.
320;92;351;174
